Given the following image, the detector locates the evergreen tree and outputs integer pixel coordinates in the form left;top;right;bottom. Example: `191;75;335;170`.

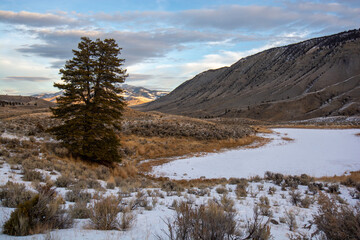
49;37;127;165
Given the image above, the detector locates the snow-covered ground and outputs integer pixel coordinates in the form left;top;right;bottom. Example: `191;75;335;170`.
0;128;359;239
153;128;360;179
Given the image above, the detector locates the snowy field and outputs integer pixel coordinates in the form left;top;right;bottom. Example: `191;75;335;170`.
153;128;360;179
0;128;359;239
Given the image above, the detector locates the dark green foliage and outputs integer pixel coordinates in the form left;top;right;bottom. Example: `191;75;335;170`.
49;37;127;165
3;185;72;236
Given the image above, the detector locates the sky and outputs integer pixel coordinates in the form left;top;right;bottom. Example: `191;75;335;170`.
0;0;359;95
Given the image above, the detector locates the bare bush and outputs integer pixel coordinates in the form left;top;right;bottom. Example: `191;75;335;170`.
268;186;276;195
161;181;184;193
258;196;272;217
285;209;298;231
300;196;312;208
159;201;271;240
69;201;90;219
3;185;72;236
22;169;44;182
216;186;228;195
312;192;360;239
55;175;75;188
160;201;237;240
0;181;35;207
289;190;302;206
235;180;248;198
65;189;91;203
308;182;324;195
89;195;121;230
327;184;340;194
242;206;272;240
119;208;135;230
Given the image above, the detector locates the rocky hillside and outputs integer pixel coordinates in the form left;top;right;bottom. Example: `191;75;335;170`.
136;29;360;121
33;84;169;106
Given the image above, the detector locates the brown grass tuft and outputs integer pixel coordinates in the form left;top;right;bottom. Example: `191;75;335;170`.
316;171;360;185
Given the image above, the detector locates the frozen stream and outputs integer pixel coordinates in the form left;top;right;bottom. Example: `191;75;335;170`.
153;128;360;179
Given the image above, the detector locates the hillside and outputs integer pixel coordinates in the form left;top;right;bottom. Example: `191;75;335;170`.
0;95;54;108
136;29;360;121
33;84;169;106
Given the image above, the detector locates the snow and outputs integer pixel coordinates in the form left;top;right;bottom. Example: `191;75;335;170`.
0;128;359;239
153;128;360;180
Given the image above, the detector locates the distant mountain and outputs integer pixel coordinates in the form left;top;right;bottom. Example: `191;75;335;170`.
136;29;360;121
33;84;169;106
0;95;55;108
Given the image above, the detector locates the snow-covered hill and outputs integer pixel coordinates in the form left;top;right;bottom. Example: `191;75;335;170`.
33;84;169;106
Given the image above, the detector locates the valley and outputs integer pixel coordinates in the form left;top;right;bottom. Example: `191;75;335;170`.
0;100;359;239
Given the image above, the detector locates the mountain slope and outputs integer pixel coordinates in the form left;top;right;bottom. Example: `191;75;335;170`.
33;84;169;106
136;29;360;121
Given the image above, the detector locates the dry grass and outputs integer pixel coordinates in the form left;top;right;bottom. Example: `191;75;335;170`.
316;171;360;185
136;135;269;172
355;132;360;137
251;126;273;134
281;137;294;141
268;124;360;129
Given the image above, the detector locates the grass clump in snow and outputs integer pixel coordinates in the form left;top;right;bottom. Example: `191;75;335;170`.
69;200;90;219
160;200;271;240
89;195;121;230
3;184;72;236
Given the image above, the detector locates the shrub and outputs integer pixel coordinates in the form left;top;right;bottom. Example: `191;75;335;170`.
299;174;313;186
65;189;91;203
69;201;90;219
161;181;184;192
89;195;121;230
3;185;72;236
242;206;272;240
119;208;135;230
285;209;298;231
22;169;44;182
313;192;360;239
55;175;75;188
216;186;228;195
289;190;302;206
95;165;110;180
300;196;312;208
235;181;248;198
129;191;150;210
161;201;237;240
0;181;35;207
220;194;236;212
327;184;340;194
308;182;323;195
106;182;115;189
284;176;299;189
264;172;284;185
259;196;272;217
268;186;276;195
86;179;102;189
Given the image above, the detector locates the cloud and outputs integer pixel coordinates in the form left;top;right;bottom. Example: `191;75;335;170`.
17;28;232;66
0;10;84;27
4;76;52;82
127;73;154;82
0;88;19;95
95;3;360;32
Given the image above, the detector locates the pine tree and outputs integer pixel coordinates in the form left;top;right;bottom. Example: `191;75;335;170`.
49;37;127;166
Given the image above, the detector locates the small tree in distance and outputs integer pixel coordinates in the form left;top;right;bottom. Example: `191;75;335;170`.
49;37;127;166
